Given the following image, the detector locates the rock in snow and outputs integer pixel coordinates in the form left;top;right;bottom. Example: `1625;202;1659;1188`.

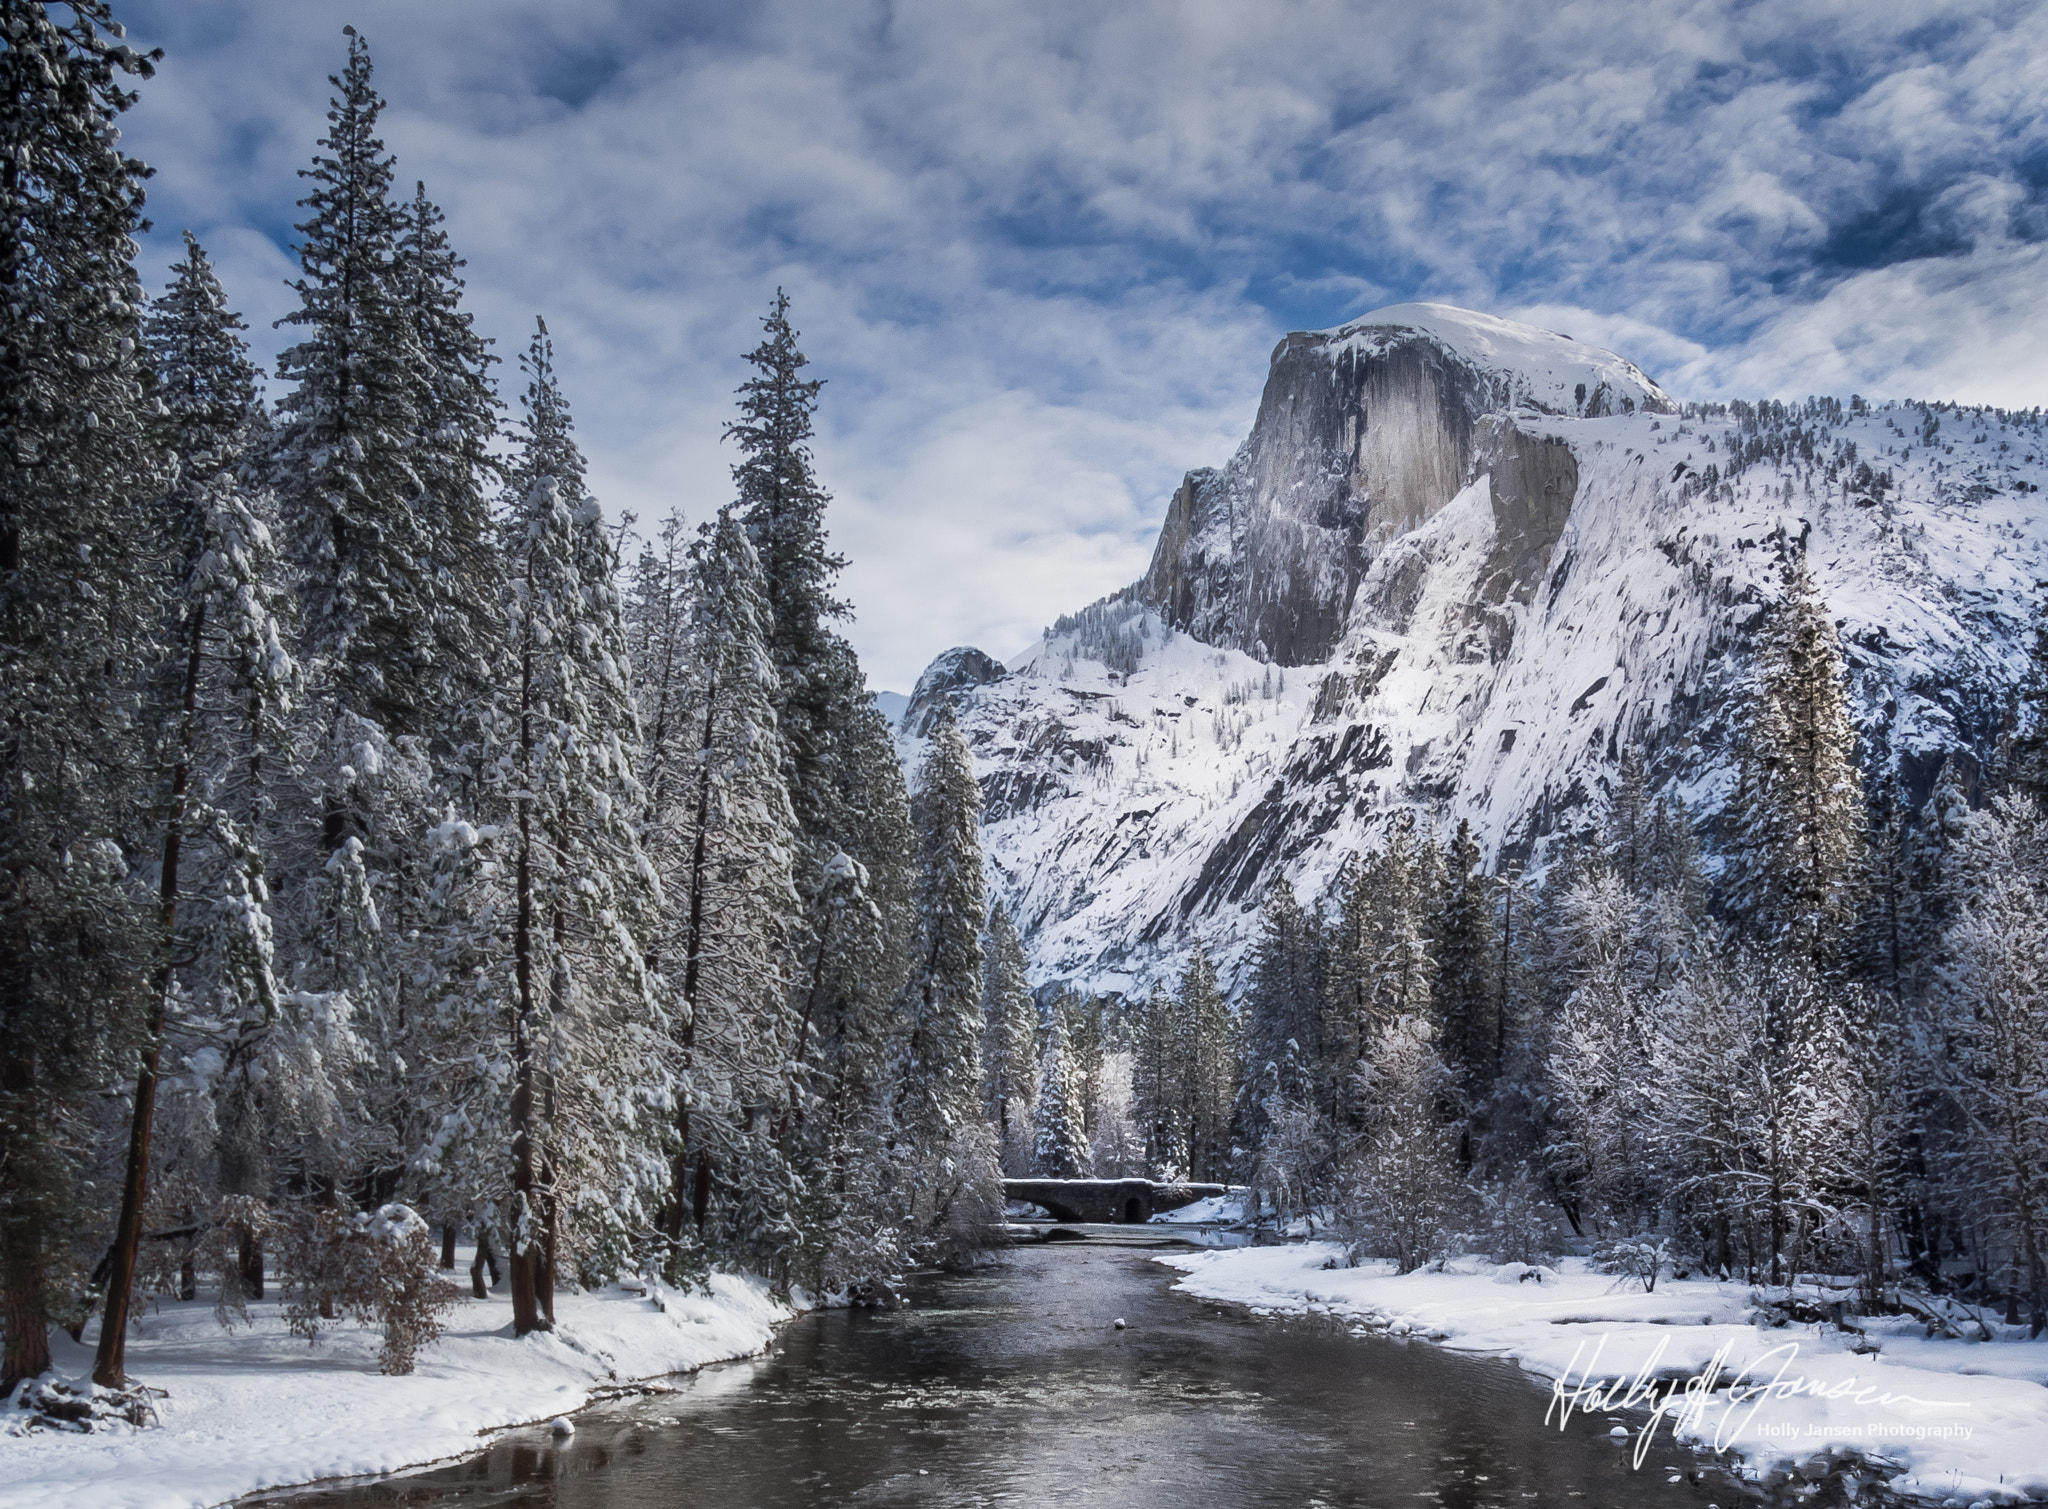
906;302;2047;995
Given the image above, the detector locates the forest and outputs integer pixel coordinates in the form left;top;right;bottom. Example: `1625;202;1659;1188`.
1;9;1003;1399
3;0;2044;1428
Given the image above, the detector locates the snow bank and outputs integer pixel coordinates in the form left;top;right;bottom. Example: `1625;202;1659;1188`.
1159;1245;2048;1504
0;1270;791;1509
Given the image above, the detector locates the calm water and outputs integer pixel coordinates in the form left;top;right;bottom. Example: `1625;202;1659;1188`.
253;1230;1749;1509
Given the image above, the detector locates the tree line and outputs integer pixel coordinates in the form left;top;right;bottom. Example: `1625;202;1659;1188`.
1211;557;2046;1334
1;10;1001;1394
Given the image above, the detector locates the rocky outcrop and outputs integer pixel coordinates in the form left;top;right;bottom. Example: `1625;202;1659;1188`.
1138;305;1670;666
904;645;1007;736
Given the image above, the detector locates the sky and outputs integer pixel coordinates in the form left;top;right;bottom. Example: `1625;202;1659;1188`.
110;0;2048;692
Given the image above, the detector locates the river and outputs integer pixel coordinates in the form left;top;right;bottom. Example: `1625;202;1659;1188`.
253;1229;1748;1508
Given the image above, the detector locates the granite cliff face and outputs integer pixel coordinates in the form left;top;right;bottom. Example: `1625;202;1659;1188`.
1138;306;1672;666
904;304;2047;994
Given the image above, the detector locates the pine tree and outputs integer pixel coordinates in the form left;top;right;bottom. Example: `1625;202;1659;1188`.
493;321;668;1329
641;503;801;1278
1181;946;1236;1184
980;903;1036;1172
1132;986;1187;1179
271;31;431;734
1725;558;1864;962
899;704;1000;1261
1241;881;1321;1151
0;0;165;1392
96;235;294;1384
393;179;499;706
900;705;986;1141
1434;819;1496;1089
1032;1003;1090;1179
724;291;848;835
1941;800;2048;1333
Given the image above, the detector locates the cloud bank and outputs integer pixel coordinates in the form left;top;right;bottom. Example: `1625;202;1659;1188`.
114;0;2048;688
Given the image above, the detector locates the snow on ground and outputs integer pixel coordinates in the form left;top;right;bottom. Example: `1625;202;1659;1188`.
1159;1244;2048;1504
0;1268;791;1509
1148;1193;1243;1225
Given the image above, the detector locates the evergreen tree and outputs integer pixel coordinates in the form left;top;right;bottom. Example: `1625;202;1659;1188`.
0;0;165;1391
899;704;1000;1261
1180;946;1236;1184
393;179;499;705
1725;558;1863;962
1032;1003;1090;1179
647;506;800;1279
96;235;294;1384
1241;881;1321;1152
271;31;430;733
1132;986;1187;1179
979;902;1036;1172
1434;819;1496;1089
492;321;668;1330
900;704;986;1141
724;291;849;835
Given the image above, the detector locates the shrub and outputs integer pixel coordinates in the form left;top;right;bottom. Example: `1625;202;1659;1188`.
279;1203;463;1374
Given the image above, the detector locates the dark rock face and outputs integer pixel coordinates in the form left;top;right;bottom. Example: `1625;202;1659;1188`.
1139;315;1664;666
904;645;1007;736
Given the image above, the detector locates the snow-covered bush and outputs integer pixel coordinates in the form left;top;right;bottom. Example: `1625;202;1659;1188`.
278;1204;462;1374
1471;1170;1561;1267
1597;1236;1672;1293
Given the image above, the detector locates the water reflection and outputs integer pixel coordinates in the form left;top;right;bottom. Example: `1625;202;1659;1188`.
251;1232;1742;1508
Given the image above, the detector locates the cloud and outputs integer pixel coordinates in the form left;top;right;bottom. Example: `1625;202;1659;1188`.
111;0;2048;687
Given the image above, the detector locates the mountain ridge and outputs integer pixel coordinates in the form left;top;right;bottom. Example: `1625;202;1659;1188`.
903;304;2046;995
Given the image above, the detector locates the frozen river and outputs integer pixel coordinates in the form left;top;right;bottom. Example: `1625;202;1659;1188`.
255;1229;1748;1508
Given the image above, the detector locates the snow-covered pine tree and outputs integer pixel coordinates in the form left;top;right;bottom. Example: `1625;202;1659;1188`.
1241;881;1322;1153
493;321;668;1329
901;705;985;1139
0;0;166;1392
1725;558;1863;962
899;704;1001;1261
1940;799;2048;1333
1132;986;1187;1180
980;902;1036;1172
1181;946;1236;1185
647;506;800;1277
723;291;848;837
393;180;499;708
265;33;456;1224
96;235;296;1384
1606;745;1651;894
1032;1003;1090;1180
1434;819;1496;1088
787;699;916;1292
271;31;430;734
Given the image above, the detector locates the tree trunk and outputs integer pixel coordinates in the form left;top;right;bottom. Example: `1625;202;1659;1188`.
439;1223;456;1270
508;641;549;1335
668;682;718;1240
94;604;205;1387
0;1046;51;1392
238;1228;264;1301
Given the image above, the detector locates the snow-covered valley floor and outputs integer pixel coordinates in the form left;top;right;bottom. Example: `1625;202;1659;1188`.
1159;1245;2048;1505
0;1269;792;1509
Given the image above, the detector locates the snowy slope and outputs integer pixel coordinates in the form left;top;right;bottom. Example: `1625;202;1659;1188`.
907;306;2048;996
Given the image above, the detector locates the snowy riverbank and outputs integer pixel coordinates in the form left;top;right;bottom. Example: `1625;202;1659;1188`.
1159;1245;2048;1504
0;1271;792;1509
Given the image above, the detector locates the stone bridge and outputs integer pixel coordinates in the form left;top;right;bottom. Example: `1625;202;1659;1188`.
1004;1178;1228;1224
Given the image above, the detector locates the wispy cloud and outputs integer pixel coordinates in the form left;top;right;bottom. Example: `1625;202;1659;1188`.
114;0;2048;687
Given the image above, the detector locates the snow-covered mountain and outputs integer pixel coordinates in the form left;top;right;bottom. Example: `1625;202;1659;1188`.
903;303;2048;995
